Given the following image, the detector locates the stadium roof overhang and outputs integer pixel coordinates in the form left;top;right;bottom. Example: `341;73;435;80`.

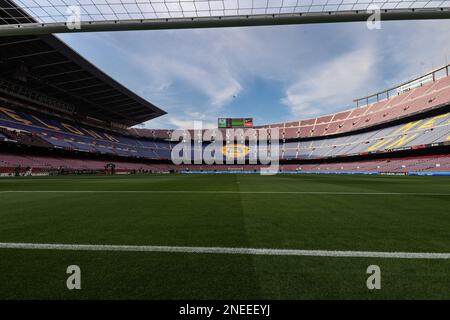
0;0;450;36
0;1;166;127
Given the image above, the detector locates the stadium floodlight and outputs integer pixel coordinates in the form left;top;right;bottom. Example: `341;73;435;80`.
1;0;450;36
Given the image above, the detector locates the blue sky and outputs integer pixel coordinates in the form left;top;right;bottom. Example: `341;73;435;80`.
58;20;450;129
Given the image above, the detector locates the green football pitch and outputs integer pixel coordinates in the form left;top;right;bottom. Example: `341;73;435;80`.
0;173;449;299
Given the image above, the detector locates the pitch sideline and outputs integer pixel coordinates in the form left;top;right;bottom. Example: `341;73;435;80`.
0;190;449;195
0;242;449;259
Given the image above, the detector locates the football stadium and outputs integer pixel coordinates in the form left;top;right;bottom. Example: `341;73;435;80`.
0;0;450;303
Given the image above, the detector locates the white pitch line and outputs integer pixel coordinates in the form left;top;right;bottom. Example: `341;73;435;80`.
0;190;449;195
0;242;449;259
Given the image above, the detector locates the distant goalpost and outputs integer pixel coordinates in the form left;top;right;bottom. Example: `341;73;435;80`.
0;0;450;36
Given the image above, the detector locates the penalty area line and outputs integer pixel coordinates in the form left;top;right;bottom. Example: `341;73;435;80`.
0;190;449;196
0;243;449;259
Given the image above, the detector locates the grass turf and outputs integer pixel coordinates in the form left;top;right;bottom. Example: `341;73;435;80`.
0;173;449;299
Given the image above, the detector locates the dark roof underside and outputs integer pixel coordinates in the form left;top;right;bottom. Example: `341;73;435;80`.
0;0;166;127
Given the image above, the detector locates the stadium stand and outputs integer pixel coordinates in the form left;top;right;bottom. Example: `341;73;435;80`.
0;127;52;148
1;152;450;176
271;74;450;139
1;99;448;163
1;75;450;175
0;151;168;175
123;67;450;141
0;9;449;176
279;155;450;173
0;106;174;160
280;112;450;160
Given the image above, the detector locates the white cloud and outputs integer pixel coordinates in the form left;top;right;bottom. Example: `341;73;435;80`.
378;20;450;84
97;30;244;110
281;45;379;118
280;20;450;119
59;20;450;128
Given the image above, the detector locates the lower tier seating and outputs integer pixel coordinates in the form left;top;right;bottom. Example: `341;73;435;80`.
1;152;449;175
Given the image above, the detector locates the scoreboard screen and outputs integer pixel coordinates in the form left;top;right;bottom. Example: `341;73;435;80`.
218;118;253;128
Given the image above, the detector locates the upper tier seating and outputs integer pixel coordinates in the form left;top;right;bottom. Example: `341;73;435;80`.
273;75;450;139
